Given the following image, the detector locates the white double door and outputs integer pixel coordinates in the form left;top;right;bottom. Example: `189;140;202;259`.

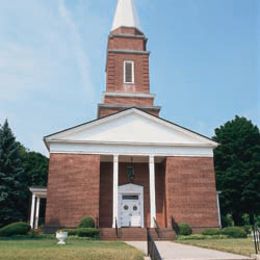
119;194;142;227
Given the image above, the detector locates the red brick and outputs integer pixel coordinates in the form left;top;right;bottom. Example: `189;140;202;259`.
165;157;219;229
45;154;100;228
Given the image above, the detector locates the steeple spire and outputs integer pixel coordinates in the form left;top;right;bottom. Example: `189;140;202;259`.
112;0;141;32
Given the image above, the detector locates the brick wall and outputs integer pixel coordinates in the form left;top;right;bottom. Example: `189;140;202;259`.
104;96;154;106
106;53;150;94
111;27;143;36
108;36;146;51
45;154;100;228
165;157;219;229
98;106;160;118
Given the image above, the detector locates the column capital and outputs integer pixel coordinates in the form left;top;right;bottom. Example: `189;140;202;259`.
113;154;119;162
149;155;155;164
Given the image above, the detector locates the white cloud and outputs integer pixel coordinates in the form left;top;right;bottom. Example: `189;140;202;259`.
0;0;98;154
58;0;95;99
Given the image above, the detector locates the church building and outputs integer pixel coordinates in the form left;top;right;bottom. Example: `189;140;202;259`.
33;0;220;237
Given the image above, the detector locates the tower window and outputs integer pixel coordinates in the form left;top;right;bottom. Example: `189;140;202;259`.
124;61;134;84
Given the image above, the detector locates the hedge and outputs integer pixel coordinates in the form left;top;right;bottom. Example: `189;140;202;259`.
221;227;247;238
63;228;99;238
202;228;221;236
63;229;78;236
0;222;31;237
77;228;99;238
78;216;95;228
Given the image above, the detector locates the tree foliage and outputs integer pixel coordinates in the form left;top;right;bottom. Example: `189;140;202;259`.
0;120;26;227
213;116;260;225
0;120;48;227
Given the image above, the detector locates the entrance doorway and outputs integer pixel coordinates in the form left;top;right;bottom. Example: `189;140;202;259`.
118;184;144;228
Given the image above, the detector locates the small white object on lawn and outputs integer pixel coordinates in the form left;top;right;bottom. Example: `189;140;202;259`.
56;231;68;245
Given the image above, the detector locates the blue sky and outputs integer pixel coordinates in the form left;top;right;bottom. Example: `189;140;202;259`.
0;0;259;155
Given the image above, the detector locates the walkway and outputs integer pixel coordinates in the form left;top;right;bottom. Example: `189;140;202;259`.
126;241;253;260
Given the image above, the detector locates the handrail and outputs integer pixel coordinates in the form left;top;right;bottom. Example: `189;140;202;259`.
153;217;161;239
171;216;180;237
253;225;260;254
147;229;162;260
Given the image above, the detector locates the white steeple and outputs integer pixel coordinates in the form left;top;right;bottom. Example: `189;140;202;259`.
112;0;141;31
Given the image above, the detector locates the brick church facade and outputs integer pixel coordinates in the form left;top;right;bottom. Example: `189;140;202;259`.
39;0;220;233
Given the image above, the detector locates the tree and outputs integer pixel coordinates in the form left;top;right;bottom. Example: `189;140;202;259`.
18;144;48;187
213;116;260;225
18;144;49;222
0;120;27;227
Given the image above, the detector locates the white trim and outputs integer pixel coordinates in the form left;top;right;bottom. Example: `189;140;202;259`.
35;197;40;229
104;92;155;98
48;139;215;148
112;155;119;228
49;143;214;157
123;60;135;84
29;187;47;198
30;194;36;228
149;155;156;227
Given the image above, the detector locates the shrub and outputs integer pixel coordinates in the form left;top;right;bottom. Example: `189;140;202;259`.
77;228;99;238
63;229;78;236
202;228;221;236
243;225;251;235
178;223;192;236
0;222;31;237
221;227;247;238
78;216;95;228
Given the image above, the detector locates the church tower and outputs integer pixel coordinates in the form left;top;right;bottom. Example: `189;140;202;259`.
98;0;161;118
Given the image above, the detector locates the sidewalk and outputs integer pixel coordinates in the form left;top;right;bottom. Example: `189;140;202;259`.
126;241;253;260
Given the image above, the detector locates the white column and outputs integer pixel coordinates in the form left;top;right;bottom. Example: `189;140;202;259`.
112;155;119;228
35;197;41;229
149;155;156;228
30;194;36;229
217;191;222;228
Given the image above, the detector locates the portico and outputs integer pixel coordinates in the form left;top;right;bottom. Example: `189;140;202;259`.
110;154;157;228
29;187;47;229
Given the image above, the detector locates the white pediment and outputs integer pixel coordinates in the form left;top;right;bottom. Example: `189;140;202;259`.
45;108;217;149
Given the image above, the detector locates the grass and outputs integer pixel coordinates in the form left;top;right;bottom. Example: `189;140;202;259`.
0;237;144;260
178;238;255;257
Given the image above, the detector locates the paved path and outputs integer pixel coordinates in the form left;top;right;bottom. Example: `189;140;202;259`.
126;241;253;260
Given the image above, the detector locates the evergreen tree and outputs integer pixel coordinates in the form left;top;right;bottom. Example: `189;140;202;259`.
18;143;48;187
0;120;27;227
213;116;260;225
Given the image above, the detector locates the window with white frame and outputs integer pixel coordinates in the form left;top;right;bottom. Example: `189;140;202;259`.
124;61;134;84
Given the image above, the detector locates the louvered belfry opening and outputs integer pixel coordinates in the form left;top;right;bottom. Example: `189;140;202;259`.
124;61;134;84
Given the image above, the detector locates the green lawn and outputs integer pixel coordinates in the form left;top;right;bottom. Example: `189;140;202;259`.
0;238;144;260
178;238;255;257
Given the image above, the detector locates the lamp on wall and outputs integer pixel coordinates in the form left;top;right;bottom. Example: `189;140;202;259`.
127;157;135;182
